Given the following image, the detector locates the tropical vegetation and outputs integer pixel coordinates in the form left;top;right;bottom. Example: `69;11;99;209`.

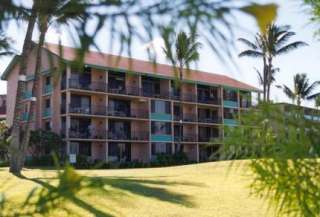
281;73;320;106
239;24;307;101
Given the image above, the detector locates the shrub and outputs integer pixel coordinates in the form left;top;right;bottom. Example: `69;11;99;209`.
29;129;66;159
151;152;189;167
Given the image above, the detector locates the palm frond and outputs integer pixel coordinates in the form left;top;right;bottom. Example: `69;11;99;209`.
276;41;308;55
304;81;320;97
239;50;264;58
238;38;258;50
283;85;296;100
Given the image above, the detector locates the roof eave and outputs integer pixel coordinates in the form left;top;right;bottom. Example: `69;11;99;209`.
1;55;21;81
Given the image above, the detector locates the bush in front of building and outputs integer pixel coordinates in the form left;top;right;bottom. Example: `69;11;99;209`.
0;121;10;166
25;130;66;167
151;152;190;167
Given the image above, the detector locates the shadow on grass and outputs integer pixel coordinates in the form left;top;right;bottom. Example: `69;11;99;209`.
17;174;115;217
6;172;201;217
86;176;200;208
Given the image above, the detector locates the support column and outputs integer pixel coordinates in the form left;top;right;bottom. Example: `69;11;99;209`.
148;98;152;162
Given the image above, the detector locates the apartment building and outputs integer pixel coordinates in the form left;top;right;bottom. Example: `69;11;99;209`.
2;43;259;163
0;95;6;121
277;102;320;122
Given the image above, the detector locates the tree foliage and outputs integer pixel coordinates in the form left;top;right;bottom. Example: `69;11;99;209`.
221;103;320;217
238;24;307;102
281;73;320;106
29;130;65;158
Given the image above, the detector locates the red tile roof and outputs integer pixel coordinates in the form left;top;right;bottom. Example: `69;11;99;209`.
43;43;258;92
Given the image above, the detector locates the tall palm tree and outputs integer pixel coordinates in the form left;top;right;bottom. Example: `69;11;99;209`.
239;24;307;102
315;95;320;110
162;29;201;148
9;0;88;175
282;73;320;106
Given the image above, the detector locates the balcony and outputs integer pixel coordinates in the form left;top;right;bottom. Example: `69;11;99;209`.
198;135;220;143
107;108;148;119
23;91;33;100
198;116;222;124
42;108;51;118
142;89;170;99
174;113;197;122
108;130;149;141
181;93;197;102
174;135;197;142
43;84;53;95
69;79;107;92
197;96;220;105
108;85;140;96
69;128;106;139
69;105;107;116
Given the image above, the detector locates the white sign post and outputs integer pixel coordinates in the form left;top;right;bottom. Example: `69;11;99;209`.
69;154;77;163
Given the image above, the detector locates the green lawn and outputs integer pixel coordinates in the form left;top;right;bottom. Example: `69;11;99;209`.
0;161;275;217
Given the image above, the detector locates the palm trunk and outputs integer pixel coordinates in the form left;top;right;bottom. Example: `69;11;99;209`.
9;5;37;175
21;21;48;167
262;57;267;102
266;57;272;102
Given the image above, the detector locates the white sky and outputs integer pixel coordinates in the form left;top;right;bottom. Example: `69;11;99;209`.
0;0;319;107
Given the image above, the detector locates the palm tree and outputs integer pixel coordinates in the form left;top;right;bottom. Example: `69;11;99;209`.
315;95;320;110
239;24;307;102
162;29;201;147
255;65;278;88
281;73;320;106
9;0;87;175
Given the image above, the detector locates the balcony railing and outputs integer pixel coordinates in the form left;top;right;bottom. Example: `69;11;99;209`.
198;135;220;142
108;85;140;96
42;108;51;117
43;84;53;94
69;79;107;92
108;131;149;141
108;131;131;140
197;96;220;105
69;129;106;139
170;92;197;102
181;93;197;102
69;105;107;116
174;135;197;142
174;113;197;122
131;131;149;141
198;116;222;124
107;107;148;119
142;89;170;99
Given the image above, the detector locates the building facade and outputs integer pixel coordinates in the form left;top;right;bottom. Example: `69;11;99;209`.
0;95;6;121
2;43;259;163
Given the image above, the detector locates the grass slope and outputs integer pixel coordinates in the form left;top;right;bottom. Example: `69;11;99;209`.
0;161;274;217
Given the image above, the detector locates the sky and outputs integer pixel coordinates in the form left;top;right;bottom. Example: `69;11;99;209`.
0;0;319;107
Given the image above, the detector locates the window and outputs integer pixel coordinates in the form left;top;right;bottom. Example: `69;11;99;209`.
45;76;51;85
151;100;171;113
151;121;172;135
151;143;172;155
108;142;131;162
79;142;91;156
45;98;50;109
45;121;51;130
